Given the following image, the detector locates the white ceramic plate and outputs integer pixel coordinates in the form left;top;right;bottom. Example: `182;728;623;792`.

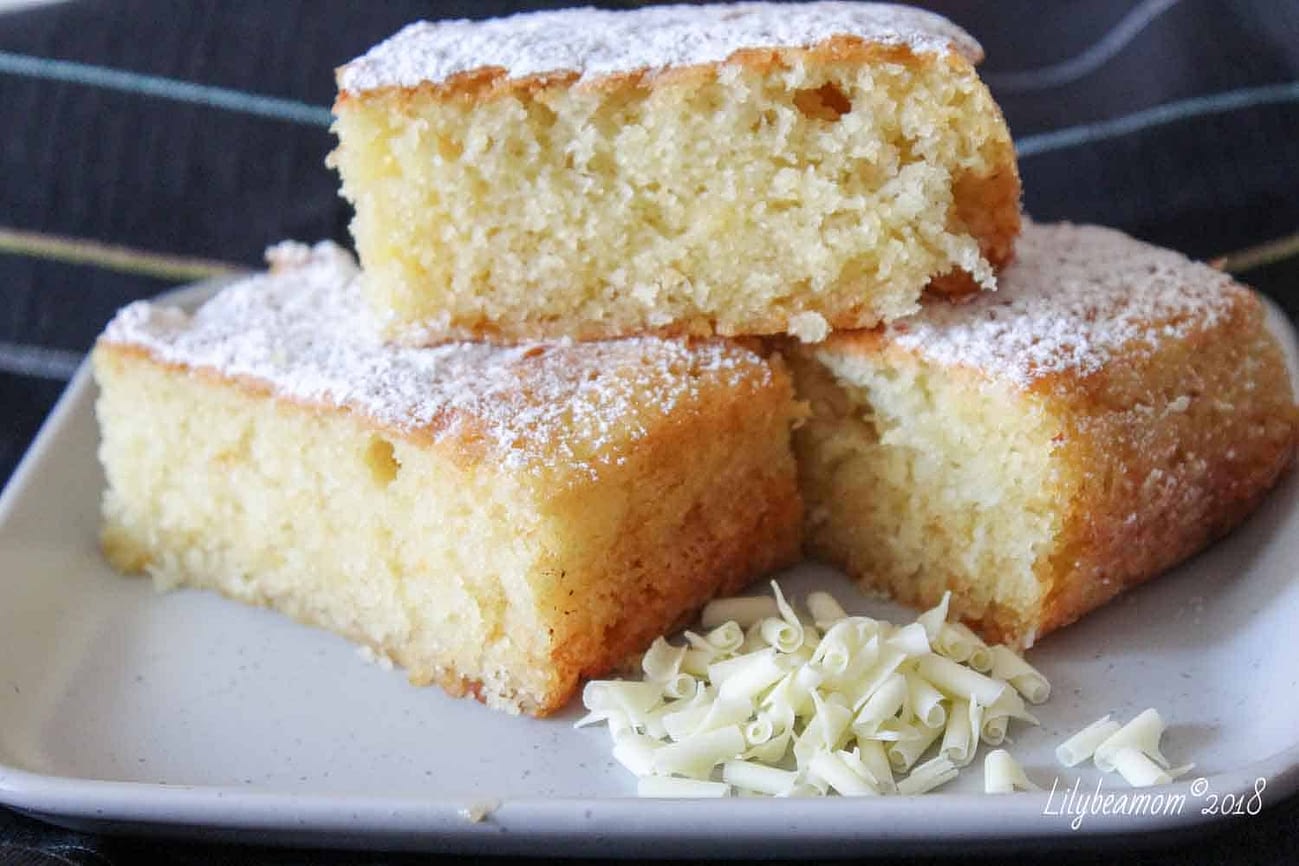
1;282;1296;856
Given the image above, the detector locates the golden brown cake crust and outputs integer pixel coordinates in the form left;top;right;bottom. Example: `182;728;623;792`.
1021;290;1298;644
798;295;1297;647
795;222;1298;648
539;355;804;713
398;352;804;715
337;38;976;107
335;3;985;99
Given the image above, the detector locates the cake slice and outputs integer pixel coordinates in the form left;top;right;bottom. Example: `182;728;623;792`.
330;2;1020;345
789;222;1298;647
92;243;802;715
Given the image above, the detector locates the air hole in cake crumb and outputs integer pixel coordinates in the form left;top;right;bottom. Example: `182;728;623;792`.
365;437;401;486
436;137;463;162
793;83;852;121
752;108;779;132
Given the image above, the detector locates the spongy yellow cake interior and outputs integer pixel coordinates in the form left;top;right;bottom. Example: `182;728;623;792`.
791;222;1298;645
792;351;1060;633
330;4;1019;343
94;243;802;714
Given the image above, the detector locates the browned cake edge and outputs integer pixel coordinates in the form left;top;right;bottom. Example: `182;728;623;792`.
785;286;1296;649
538;353;806;712
95;340;805;716
417;350;806;715
1016;288;1299;646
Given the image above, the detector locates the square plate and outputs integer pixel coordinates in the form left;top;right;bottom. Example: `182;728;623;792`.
1;282;1296;856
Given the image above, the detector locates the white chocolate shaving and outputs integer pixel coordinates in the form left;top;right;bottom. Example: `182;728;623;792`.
986;688;1041;727
886;721;944;772
905;672;948;729
679;648;714;678
760;617;805;654
844;648;906;711
966;699;986;754
722;761;799;797
641;637;686;682
637;777;730;798
1110;747;1173;788
710;649;785;702
1055;715;1122;768
745;706;794;765
808;750;880;797
852;672;908;736
651;726;746;779
989;645;1051;704
886;622;932;659
661;673;698;701
582;681;661;716
658;688;714;741
1094;708;1169;772
806;592;848;628
573;707;631;736
981;718;1009;747
915;592;951;643
794;692;854;767
896;755;960;796
763;669;817;719
809;622;859;679
770;581;803;629
704;622;745;655
938;623;992;673
940;699;976;767
693;695;755;737
914;655;1007;707
580;583;1052;798
853;741;895;792
611;732;660;777
742;715;774;746
984;749;1040;793
1061;709;1193;790
862;717;914;743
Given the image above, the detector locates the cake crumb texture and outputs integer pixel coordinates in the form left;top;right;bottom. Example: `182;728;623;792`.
331;2;1019;343
103;242;784;484
94;245;803;714
792;222;1298;647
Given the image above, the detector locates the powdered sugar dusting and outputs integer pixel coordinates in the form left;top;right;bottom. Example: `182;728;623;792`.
100;242;774;477
338;2;981;94
881;222;1243;386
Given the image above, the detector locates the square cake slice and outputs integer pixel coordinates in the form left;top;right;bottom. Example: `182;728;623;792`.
790;221;1298;647
330;2;1020;345
93;243;802;715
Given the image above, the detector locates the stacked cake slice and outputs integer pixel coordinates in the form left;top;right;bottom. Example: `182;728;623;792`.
789;221;1297;646
329;2;1020;343
94;243;802;714
93;3;1297;715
